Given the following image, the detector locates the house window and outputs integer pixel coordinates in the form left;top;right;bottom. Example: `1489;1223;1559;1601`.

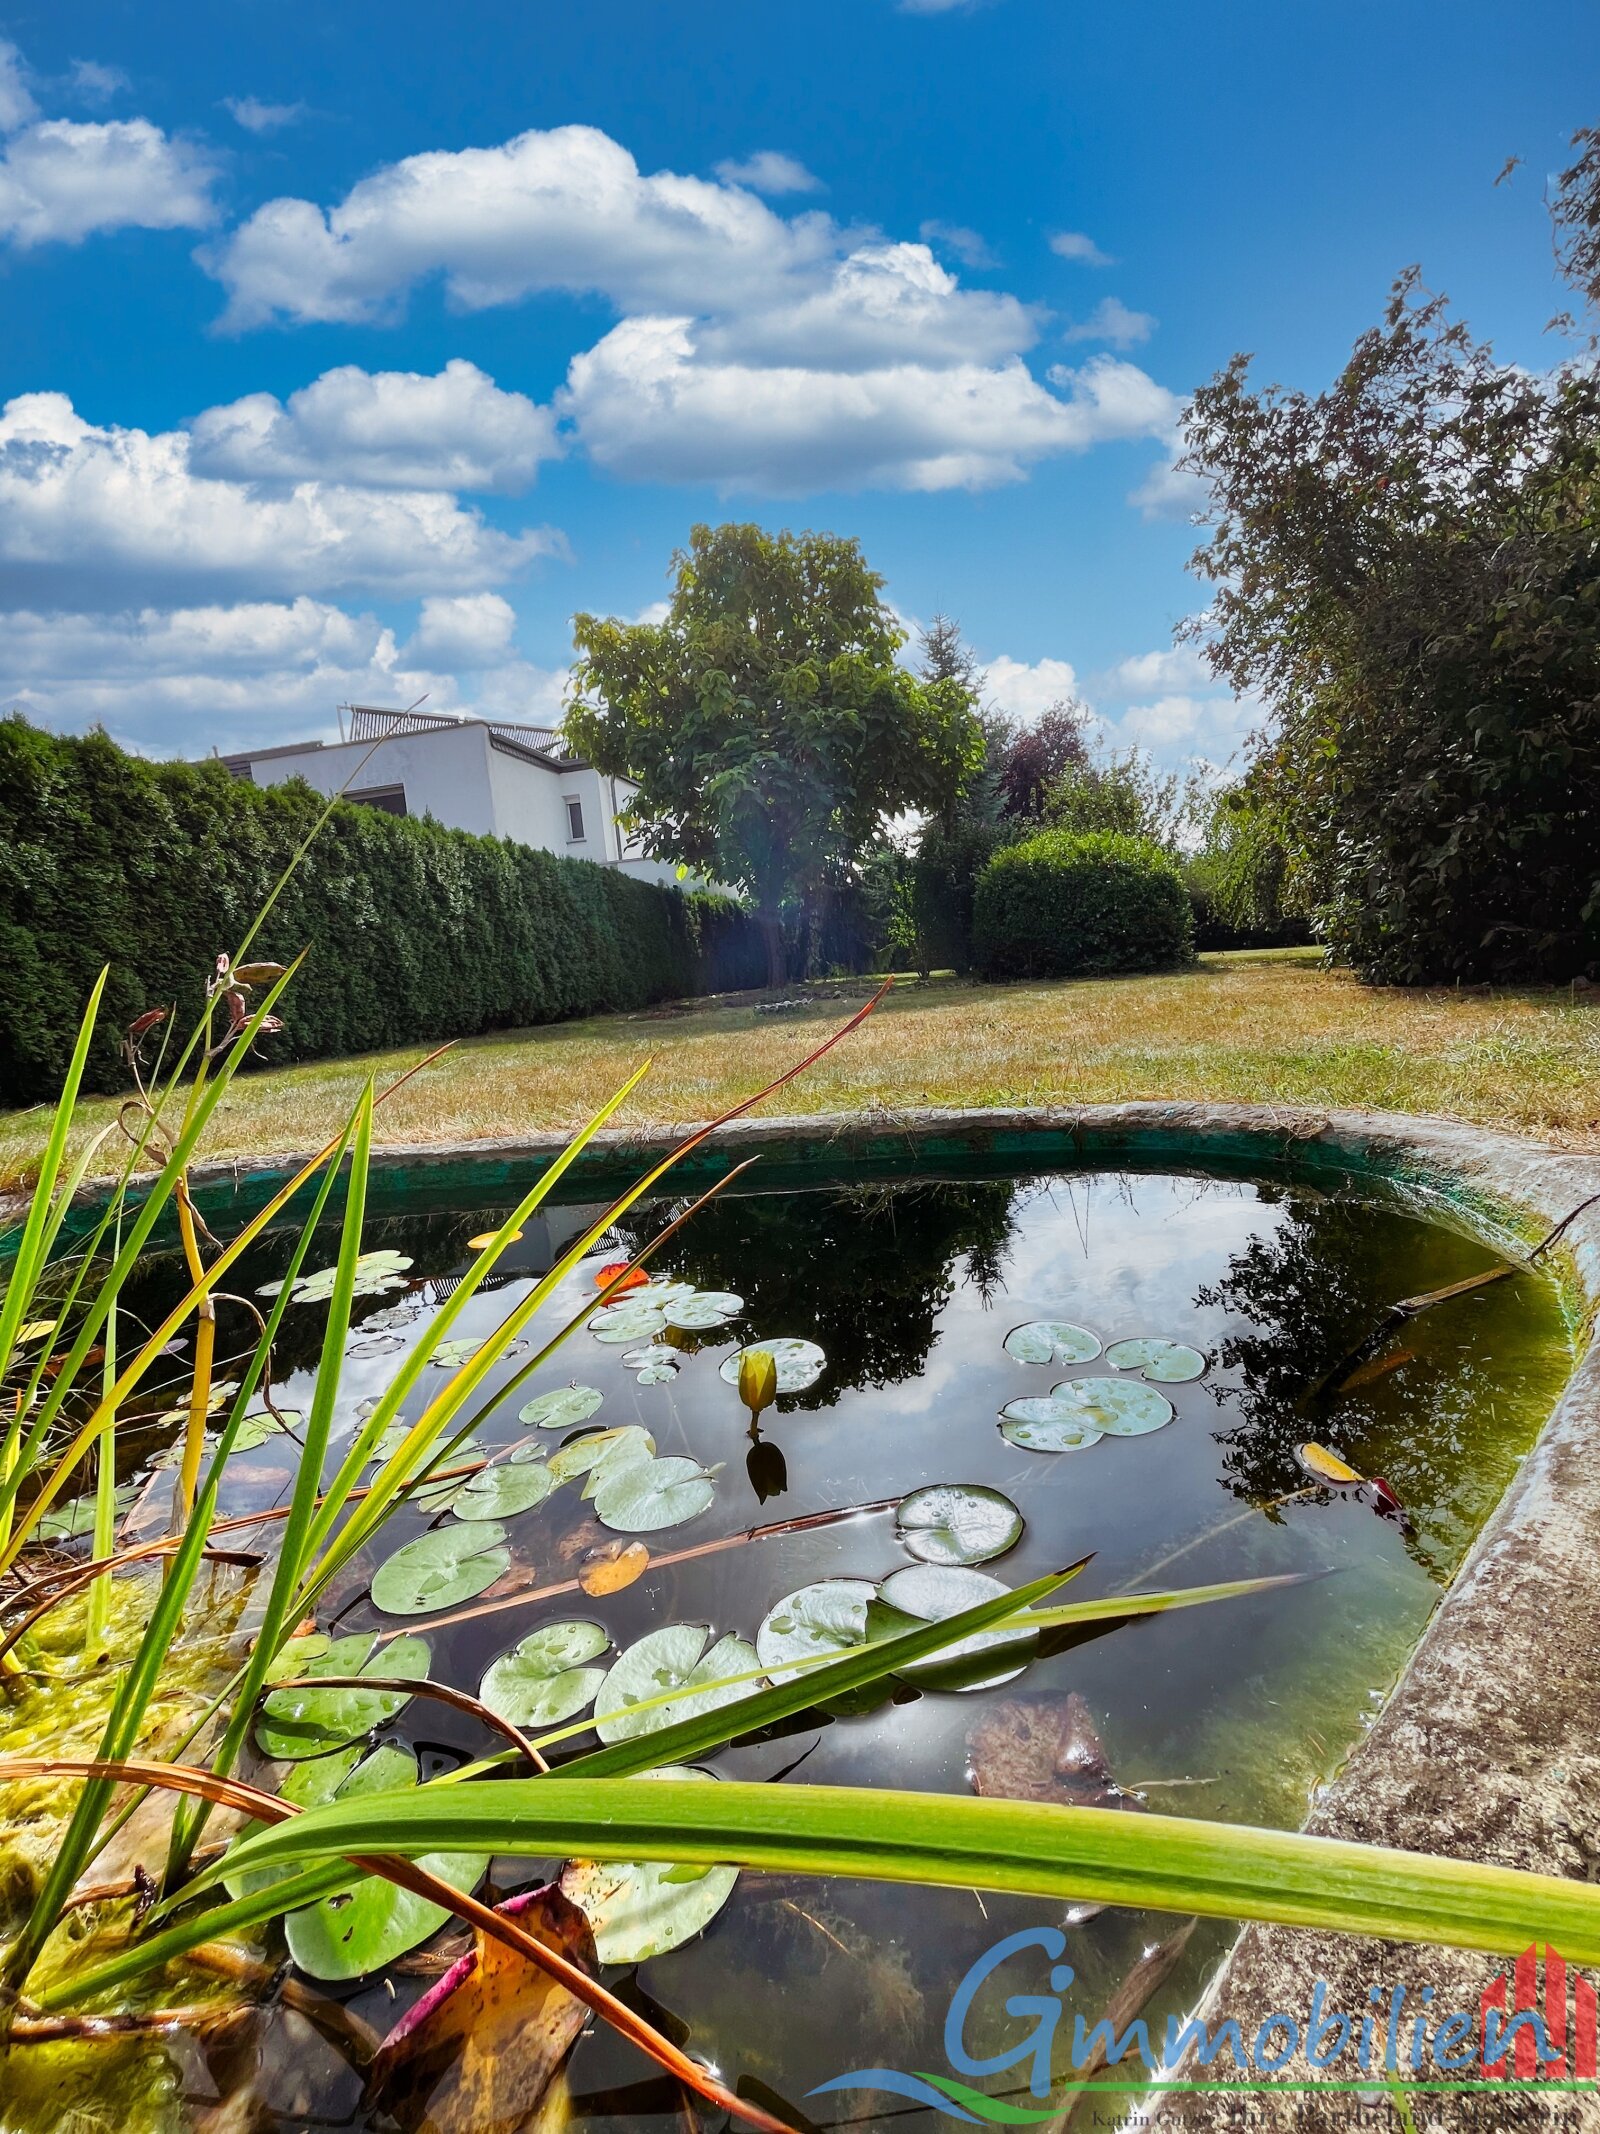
564;797;586;842
347;782;407;817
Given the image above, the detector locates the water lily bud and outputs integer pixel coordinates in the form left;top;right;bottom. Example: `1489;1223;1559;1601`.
739;1347;778;1417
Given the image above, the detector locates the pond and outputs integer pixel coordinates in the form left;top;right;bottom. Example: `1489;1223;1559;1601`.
4;1152;1577;2132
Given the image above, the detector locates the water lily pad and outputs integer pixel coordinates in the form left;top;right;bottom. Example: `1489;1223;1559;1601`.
1003;1321;1102;1367
519;1385;604;1432
756;1579;876;1684
579;1541;650;1595
591;1456;716;1533
371;1522;510;1616
1104;1337;1207;1383
593;1624;760;1745
348;1333;405;1358
1051;1376;1175;1436
633;1279;696;1306
428;1338;481;1370
255;1631;430;1758
547;1426;654;1484
419;1461;556;1522
232;1409;301;1452
878;1564;1036;1693
717;1339;825;1395
35;1481;137;1542
895;1484;1023;1568
588;1301;668;1344
559;1768;738;1963
360;1302;422;1333
283;1746;480;1981
998;1399;1105;1454
663;1290;743;1332
622;1344;681;1385
259;1250;414;1308
480;1620;611;1731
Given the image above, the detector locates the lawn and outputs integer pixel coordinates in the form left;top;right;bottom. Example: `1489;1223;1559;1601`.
2;948;1597;1195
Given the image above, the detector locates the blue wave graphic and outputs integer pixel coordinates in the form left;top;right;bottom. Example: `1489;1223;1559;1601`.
806;2070;984;2122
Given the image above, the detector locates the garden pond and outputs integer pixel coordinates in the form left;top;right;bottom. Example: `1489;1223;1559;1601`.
1;1152;1579;2133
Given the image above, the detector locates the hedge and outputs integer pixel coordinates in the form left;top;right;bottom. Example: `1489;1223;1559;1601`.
972;828;1195;980
0;717;765;1105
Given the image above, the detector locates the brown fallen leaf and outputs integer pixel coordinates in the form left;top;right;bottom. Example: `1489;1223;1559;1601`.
368;1884;596;2134
579;1540;650;1596
967;1695;1142;1924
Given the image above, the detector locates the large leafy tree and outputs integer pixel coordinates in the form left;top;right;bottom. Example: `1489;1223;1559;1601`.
1178;131;1600;983
566;524;983;984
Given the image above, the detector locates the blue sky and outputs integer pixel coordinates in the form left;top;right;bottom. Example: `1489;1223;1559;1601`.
0;0;1589;766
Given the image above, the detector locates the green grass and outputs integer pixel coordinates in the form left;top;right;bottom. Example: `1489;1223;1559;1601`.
3;950;1596;1195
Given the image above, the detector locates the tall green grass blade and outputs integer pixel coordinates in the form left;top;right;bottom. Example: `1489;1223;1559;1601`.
204;1774;1600;1966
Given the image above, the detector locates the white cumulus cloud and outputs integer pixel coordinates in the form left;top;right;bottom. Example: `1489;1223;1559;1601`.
223;95;307;134
713;150;822;195
1048;229;1112;266
188;360;559;492
919;219;996;269
0;390;558;608
403;590;519;668
1063;295;1155;348
983;654;1081;722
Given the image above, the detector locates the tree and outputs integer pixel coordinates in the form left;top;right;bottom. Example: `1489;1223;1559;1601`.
996;699;1089;821
1041;746;1187;848
1177;133;1600;983
566;524;983;985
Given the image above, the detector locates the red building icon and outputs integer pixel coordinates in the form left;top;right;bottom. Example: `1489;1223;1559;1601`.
1481;1945;1598;2079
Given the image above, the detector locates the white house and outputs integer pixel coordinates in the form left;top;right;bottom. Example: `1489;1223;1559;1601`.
217;704;684;885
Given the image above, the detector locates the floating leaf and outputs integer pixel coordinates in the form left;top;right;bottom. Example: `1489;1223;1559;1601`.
1003;1321;1102;1367
548;1426;654;1484
429;1338;482;1370
260;1249;413;1307
998;1399;1104;1454
592;1456;716;1534
349;1333;405;1358
1105;1337;1207;1383
633;1278;696;1306
559;1768;738;1963
593;1624;760;1745
663;1290;743;1332
468;1227;523;1251
1296;1440;1364;1486
361;1302;422;1333
895;1483;1023;1568
621;1343;681;1385
283;1746;480;1981
718;1338;825;1395
480;1620;611;1731
878;1564;1036;1693
1043;1376;1174;1438
34;1480;137;1542
371;1523;510;1616
579;1541;651;1596
369;1883;595;2129
233;1408;301;1452
262;1632;331;1686
368;1418;412;1467
255;1632;430;1758
588;1300;668;1344
519;1385;604;1432
17;1320;56;1345
420;1461;556;1522
593;1260;649;1293
756;1579;875;1684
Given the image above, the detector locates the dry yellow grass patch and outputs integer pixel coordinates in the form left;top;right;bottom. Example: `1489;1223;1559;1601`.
2;950;1596;1195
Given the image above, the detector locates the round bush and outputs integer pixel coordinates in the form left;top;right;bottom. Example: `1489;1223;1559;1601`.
971;829;1195;980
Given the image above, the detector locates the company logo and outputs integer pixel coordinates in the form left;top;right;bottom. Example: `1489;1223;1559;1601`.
807;1930;1600;2121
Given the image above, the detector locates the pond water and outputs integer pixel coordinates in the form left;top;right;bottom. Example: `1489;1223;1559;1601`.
12;1158;1578;2131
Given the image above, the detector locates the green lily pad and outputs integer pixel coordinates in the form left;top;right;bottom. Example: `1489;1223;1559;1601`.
548;1425;655;1484
417;1461;556;1522
622;1344;682;1384
559;1767;738;1963
1105;1337;1208;1383
233;1408;301;1452
878;1563;1036;1693
756;1579;876;1684
480;1620;611;1731
519;1385;604;1431
634;1279;696;1306
258;1250;413;1307
428;1337;481;1370
593;1624;760;1745
588;1301;668;1344
663;1290;743;1332
1003;1321;1102;1367
895;1483;1023;1567
998;1399;1105;1454
282;1746;480;1981
34;1480;137;1542
717;1338;825;1395
370;1522;510;1616
255;1631;429;1758
1053;1375;1175;1436
591;1456;716;1534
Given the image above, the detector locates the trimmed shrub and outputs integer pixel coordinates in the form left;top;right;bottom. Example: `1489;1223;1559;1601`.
0;717;764;1104
971;829;1195;981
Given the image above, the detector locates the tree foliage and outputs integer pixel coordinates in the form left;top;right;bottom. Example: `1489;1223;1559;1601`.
566;525;983;983
1041;746;1188;848
1179;135;1600;982
994;699;1089;822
